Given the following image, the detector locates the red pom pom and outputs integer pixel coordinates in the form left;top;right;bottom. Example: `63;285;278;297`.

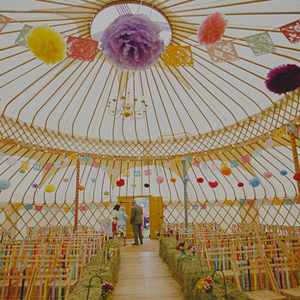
237;182;244;187
196;177;204;183
208;180;218;188
198;12;227;45
116;178;125;187
294;172;300;181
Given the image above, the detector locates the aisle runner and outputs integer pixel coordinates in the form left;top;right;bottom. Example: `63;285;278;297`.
113;240;183;300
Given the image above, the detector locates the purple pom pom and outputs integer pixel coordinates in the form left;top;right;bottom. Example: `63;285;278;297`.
100;14;164;70
265;64;300;94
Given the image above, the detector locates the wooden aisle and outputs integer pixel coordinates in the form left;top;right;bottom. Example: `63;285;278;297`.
113;240;184;300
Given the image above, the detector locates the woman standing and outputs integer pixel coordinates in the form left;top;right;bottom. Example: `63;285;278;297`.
112;204;120;238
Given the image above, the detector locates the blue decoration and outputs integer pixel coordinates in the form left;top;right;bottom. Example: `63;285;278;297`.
230;160;239;168
33;162;41;171
280;170;288;176
0;179;10;191
249;177;261;188
24;204;33;210
134;170;141;177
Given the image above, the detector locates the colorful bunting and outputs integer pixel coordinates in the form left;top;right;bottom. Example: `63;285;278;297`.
161;45;193;67
67;36;98;61
207;40;238;63
280;19;300;44
15;25;33;46
244;32;274;56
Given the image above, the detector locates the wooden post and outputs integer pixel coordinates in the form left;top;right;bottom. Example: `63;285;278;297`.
290;130;300;195
182;159;189;232
74;158;80;231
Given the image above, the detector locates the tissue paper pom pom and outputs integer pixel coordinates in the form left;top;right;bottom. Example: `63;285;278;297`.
44;184;56;193
27;27;66;65
197;12;227;45
100;14;164;70
0;179;10;191
265;64;300;94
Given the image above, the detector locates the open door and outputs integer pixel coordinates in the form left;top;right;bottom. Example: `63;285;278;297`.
117;196;134;239
149;196;164;239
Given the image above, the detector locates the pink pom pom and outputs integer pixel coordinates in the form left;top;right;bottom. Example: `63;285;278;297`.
197;12;227;45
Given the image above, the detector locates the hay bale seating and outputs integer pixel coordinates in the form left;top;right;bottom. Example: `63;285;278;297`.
160;237;247;300
69;240;120;300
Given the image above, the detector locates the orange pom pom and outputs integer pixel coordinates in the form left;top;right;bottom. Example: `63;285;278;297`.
198;12;227;45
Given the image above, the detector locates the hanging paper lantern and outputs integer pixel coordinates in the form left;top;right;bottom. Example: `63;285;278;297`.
100;14;164;70
170;178;177;183
237;182;244;188
196;177;204;183
265;64;300;94
27;26;66;65
0;179;10;191
249;177;261;188
293;171;300;181
208;180;218;188
220;164;232;176
35;204;43;212
280;170;288;176
230;160;239;168
44;184;56;193
241;155;251;164
78;185;85;191
156;176;164;184
144;183;150;188
116;179;125;187
197;12;227;45
264;171;273;179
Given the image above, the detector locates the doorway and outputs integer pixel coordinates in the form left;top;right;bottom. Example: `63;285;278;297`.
117;196;164;240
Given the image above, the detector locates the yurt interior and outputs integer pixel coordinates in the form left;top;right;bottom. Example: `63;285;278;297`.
0;0;300;299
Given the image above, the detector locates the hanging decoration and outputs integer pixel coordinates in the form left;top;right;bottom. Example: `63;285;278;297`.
44;184;56;193
241;154;251;164
19;161;29;174
33;162;41;171
156;176;164;184
116;178;125;187
35;204;43;212
249;177;261;188
280;170;288;176
237;182;244;187
144;183;150;188
280;19;300;44
32;183;38;189
134;170;141;177
15;25;33;46
265;64;300;94
25;204;33;210
197;12;227;45
293;171;300;181
208;180;218;188
67;36;98;61
144;169;151;176
78;185;85;191
264;171;273;178
106;94;148;119
161;45;193;67
196;177;204;183
170;178;177;183
100;14;164;70
44;162;53;172
244;32;274;56
207;40;238;63
220;163;232;176
0;179;10;191
230;160;239;168
27;26;66;65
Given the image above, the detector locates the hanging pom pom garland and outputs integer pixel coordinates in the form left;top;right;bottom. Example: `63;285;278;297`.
197;12;227;45
27;26;66;65
196;177;204;183
265;64;300;94
249;177;261;188
237;182;244;188
220;163;232;176
208;180;218;188
100;14;164;70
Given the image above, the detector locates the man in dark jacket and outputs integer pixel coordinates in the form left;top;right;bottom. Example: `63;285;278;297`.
130;201;143;245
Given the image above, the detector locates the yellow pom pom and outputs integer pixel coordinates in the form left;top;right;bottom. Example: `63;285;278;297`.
27;26;66;65
45;184;56;193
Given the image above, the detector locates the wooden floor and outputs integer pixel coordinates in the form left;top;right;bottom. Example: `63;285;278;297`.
113;240;184;300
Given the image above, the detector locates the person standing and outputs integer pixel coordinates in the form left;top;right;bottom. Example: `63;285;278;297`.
118;207;128;246
130;201;143;245
112;204;120;238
